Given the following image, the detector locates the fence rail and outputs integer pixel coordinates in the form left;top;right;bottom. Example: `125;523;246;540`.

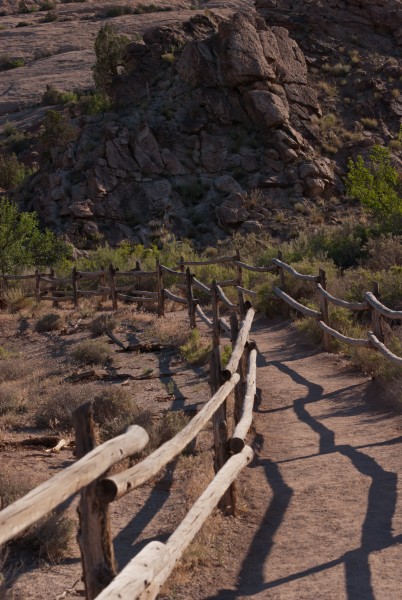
2;248;402;599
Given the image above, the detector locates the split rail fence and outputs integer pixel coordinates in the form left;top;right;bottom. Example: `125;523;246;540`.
1;251;402;599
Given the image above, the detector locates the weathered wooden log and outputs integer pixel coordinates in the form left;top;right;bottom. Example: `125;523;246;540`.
219;317;231;337
139;446;253;600
96;541;171;600
97;374;240;503
365;292;402;320
116;270;156;277
230;349;257;453
0;425;149;546
195;305;213;328
222;309;255;380
163;289;188;305
233;260;276;273
216;285;237;309
318;269;331;352
177;255;236;267
76;290;106;297
193;278;211;294
40;276;72;285
368;332;402;365
4;274;36;280
316;320;371;347
160;265;186;277
272;258;320;282
317;284;368;311
236;285;258;298
215;278;238;288
116;294;156;303
40;296;74;302
273;287;321;318
77;271;108;280
74;403;117;599
109;264;117;310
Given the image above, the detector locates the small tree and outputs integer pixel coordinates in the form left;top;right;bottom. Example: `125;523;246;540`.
346;145;402;230
92;24;129;94
0;198;69;274
41;110;76;150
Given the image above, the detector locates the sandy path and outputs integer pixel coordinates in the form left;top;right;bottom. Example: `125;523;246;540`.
187;317;402;599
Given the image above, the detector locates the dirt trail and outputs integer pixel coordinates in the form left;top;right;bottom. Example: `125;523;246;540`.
189;317;402;600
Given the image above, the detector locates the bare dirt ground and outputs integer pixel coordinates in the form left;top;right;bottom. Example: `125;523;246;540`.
1;308;402;599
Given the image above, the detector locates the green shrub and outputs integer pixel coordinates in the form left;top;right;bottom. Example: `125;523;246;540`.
92;24;129;93
79;92;111;115
41;110;77;150
0;55;25;71
40;9;58;21
71;339;111;365
42;86;78;106
93;386;137;424
0;154;30;189
180;329;211;365
346;145;402;231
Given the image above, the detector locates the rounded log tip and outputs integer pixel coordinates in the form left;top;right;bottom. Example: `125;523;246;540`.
97;479;119;504
229;437;245;454
244;300;252;311
246;340;257;351
221;368;232;382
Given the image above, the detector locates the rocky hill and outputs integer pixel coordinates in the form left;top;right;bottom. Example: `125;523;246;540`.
3;0;402;247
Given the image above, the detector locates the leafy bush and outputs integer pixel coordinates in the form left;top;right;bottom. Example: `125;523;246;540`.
0;199;70;275
346;145;402;231
0;153;31;189
92;24;129;93
41;110;77;150
42;85;78;106
79;92;111;115
71;339;111;365
180;329;211;365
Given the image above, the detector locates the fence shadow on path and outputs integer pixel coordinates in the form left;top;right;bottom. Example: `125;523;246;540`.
205;328;399;599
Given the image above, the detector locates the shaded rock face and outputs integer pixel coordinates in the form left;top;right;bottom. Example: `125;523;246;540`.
22;10;336;246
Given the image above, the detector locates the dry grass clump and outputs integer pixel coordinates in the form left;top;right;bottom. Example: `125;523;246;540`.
0;382;27;417
90;314;117;337
0;358;30;383
71;339;111;365
36;383;95;430
35;312;63;333
0;469;73;564
149;316;188;347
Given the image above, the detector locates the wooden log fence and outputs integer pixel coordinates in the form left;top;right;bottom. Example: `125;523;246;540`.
5;249;402;599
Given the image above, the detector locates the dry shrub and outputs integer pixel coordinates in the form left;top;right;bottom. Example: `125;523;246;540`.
36;383;95;430
71;339;111;365
150;317;188;347
0;382;27;416
0;358;30;383
35;313;63;333
0;469;73;564
90;314;117;337
362;235;402;270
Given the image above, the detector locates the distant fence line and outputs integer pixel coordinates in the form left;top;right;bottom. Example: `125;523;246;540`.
1;250;402;365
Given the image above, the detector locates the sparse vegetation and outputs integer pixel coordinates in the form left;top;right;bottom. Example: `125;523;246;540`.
92;24;129;94
71;339;111;365
180;329;211;366
35;313;63;333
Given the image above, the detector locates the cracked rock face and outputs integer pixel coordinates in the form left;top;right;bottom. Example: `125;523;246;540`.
20;9;336;246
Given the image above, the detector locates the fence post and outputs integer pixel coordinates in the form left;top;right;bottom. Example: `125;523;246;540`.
318;268;331;352
72;402;117;600
277;250;289;317
134;261;143;310
109;264;117;311
50;268;59;309
179;256;185;274
230;312;243;425
72;266;79;309
186;267;196;329
99;265;107;304
156;259;165;317
210;281;234;515
371;281;384;342
235;249;245;319
35;269;40;303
